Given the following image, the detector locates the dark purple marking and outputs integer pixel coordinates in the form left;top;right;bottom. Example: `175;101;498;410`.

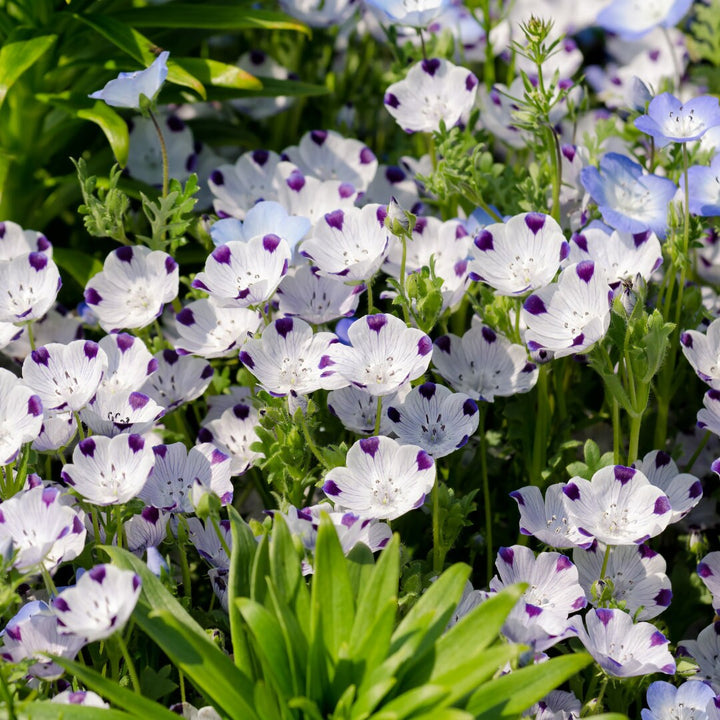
384;92;400;109
233;403;251;420
563;482;580;501
482;326;496;344
142;506;160;524
89;565;107;584
524;213;546;234
386;166;406;183
524;295;547;315
166;115;185;132
653;496;671;515
263;234;281;253
339;182;355;199
556;555;573;572
323;480;341;496
325;209;344;231
416;450;433;471
474;229;494;251
252;149;269;166
614;465;635;484
116;246;133;263
463;399;478;416
509;490;524;506
435;336;451;353
162;349;179;365
650;630;667;647
128;392;149;411
465;73;478;91
128;434;145;453
28;252;47;271
421;58;441;76
176;308;195;326
201;364;214;379
239;350;254;369
595;608;613;626
366;314;387;333
286;169;306;192
210;170;224;186
31;346;50;366
275;317;294;338
79;438;96;457
153;445;168;459
654;588;672;606
360;147;375;164
27;395;42;416
165;256;178;274
211;245;232;265
84;341;99;360
576;261;595;283
525;603;543;618
310;129;327;145
387;406;401;422
689;481;702;499
359;436;380;458
418;382;436;400
499;546;514;565
418;336;432;356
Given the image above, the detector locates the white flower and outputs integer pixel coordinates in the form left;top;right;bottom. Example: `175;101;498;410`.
323;435;435;520
323;313;432;396
386;382;479;457
198;403;263;476
468;213;569;296
61;434;155;505
0;368;43;464
0;252;61;322
52;564;141;643
141;349;213;410
84;246;179;332
384;58;478;133
22;340;108;413
89;51;169;109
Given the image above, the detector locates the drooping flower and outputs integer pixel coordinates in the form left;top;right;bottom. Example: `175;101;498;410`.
468;213;568;296
84;246;179;332
52;564;141;643
575;608;675;677
61;434;155;505
432;324;538;401
322;436;435;521
384;58;478;134
22;340;107;413
580;153;677;238
522;262;612;358
322;313;433;396
562;465;672;545
573;542;672;620
386;382;479;457
635;92;720;147
89;51;170;109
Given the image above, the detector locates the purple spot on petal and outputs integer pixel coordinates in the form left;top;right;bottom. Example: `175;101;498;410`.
84;287;102;305
128;434;145;453
650;630;667;647
84;341;99;360
310;129;327;145
418;382;436;400
435;336;451;353
474;230;494;251
89;565;107;584
654;588;672;606
28;252;48;271
211;245;232;265
524;295;547;315
239;350;254;369
499;546;515;565
463;399;478;416
416;450;433;471
360;147;375;164
421;58;441;76
165;256;178;274
252;149;269;166
366;314;387;333
286;169;306;192
614;465;635;483
384;92;400;109
510;490;524;506
275;317;293;337
482;326;496;344
323;479;341;496
576;261;595;283
210;170;224;185
524;213;546;234
79;438;96;457
654;496;671;515
116;246;133;263
263;234;281;253
680;332;693;348
689;481;702;499
596;608;613;626
563;482;580;501
176;308;195;326
27;395;42;416
525;603;543;618
418;336;432;356
359;437;380;458
325;209;344;231
387;406;401;423
465;73;478;91
556;555;573;572
128;392;149;411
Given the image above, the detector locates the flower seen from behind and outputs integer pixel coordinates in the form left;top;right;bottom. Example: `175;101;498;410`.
89;51;169;110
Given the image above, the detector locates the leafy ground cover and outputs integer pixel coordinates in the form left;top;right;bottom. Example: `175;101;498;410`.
3;0;720;718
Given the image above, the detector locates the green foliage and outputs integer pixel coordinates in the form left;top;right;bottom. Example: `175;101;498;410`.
689;0;720;67
566;439;615;480
63;519;594;719
137;175;199;252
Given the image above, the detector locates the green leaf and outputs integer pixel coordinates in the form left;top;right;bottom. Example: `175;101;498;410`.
100;546;205;636
17;703;135;719
36;93;129;167
311;513;355;662
52;247;103;288
72;14;205;98
172;57;262;91
109;5;310;34
373;684;450;720
237;597;295;699
51;658;179;720
228;505;258;672
467;652;594;718
0;35;56;108
145;609;259;720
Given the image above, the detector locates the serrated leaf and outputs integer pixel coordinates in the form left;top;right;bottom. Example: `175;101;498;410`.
0;34;56;108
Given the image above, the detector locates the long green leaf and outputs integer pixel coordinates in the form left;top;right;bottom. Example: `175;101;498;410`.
109;5;310;34
36;92;129;167
372;684;449;719
72;14;205;98
18;702;134;719
146;609;259;720
0;35;56;108
52;247;104;289
311;513;354;662
401;584;526;691
172;57;261;91
101;546;205;638
51;658;178;720
237;597;295;699
467;653;594;718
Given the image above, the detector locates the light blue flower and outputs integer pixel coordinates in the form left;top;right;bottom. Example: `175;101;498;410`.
688;154;720;217
641;680;716;720
89;51;169;110
636;93;720;147
580;153;677;238
596;0;692;40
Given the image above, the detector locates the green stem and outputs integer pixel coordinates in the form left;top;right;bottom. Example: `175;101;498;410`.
432;477;442;575
417;27;428;60
0;667;16;720
599;544;612;582
74;412;85;441
115;505;124;550
176;519;193;604
210;515;231;559
685;430;711;473
547;126;562;224
366;277;374;315
299;411;331;470
478;403;493;583
611;398;621;465
428;132;437;171
26;322;36;351
148;110;169;198
398;234;410;323
530;365;550;485
91;506;102;549
115;633;141;694
373;395;383;436
40;564;58;598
